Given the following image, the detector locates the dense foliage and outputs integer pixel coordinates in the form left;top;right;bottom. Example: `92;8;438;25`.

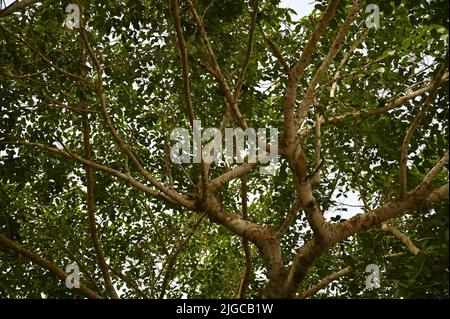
0;0;448;298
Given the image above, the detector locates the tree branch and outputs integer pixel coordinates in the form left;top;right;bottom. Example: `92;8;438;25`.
3;140;195;209
0;0;41;18
276;199;302;239
282;0;339;147
414;152;449;192
81;102;118;298
300;73;450;140
400;53;449;198
256;21;290;74
381;223;420;256
297;265;352;299
78;25;189;207
235;0;259;100
170;0;195;126
284;183;449;297
295;0;363;129
237;175;253;298
0;234;102;299
158;213;207;299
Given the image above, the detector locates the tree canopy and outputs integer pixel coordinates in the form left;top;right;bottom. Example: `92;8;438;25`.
0;0;448;299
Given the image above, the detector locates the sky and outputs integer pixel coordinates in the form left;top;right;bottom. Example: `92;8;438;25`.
2;0;15;8
279;0;316;19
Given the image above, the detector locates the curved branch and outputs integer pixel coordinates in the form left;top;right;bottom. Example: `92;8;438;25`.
381;223;420;256
300;73;450;139
3;141;195;209
297;266;352;299
284;183;449;297
170;0;194;125
0;0;41;18
400;54;449;198
0;234;102;299
78;26;189;207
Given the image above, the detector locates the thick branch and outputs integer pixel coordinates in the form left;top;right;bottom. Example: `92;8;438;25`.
295;0;363;129
285;183;449;297
282;0;339;146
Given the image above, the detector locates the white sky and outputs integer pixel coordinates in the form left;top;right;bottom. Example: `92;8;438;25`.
2;0;15;8
280;0;316;19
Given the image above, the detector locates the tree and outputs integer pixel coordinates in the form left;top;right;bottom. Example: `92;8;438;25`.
0;0;448;299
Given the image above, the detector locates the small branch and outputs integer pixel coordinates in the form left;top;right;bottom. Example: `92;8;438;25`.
237;175;253;298
78;25;189;207
414;152;449;192
0;234;102;299
330;29;369;98
81;109;119;299
381;222;420;256
297;265;352;299
1;27;91;85
158;213;207;299
0;0;40;18
299;73;450;140
42;95;98;114
276;199;302;239
163;131;174;188
311;108;322;188
256;21;290;74
400;54;449;198
186;0;248;130
282;0;339;146
234;0;259;100
295;0;363;129
3;140;193;208
170;0;195;126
